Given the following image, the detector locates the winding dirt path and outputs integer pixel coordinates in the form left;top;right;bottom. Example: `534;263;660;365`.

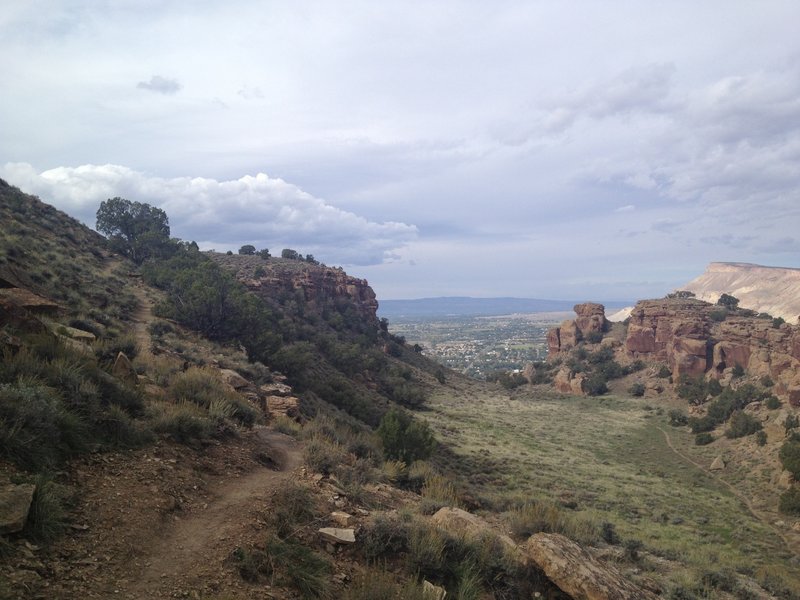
123;430;302;599
657;426;798;557
101;255;156;360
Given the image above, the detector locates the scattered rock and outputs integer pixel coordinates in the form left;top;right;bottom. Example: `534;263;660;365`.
525;532;658;600
0;483;36;534
709;456;726;471
330;511;354;527
112;352;138;385
318;527;355;544
423;580;447;599
218;369;250;390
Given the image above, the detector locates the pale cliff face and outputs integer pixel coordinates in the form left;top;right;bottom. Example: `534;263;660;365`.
681;262;800;323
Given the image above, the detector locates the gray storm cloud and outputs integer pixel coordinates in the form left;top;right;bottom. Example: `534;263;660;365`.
137;75;182;94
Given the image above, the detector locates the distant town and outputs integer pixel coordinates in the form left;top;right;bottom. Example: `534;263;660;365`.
388;312;571;378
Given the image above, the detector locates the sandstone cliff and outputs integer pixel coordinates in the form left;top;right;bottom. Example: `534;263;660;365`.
547;302;609;355
625;298;800;404
681;262;800;323
546;299;800;404
212;254;379;324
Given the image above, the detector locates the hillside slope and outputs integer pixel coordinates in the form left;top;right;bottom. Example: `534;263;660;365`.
681;262;800;322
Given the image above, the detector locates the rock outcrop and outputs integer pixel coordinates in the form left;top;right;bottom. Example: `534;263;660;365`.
213;254;379;324
625;298;712;378
624;298;800;401
548;303;609;355
525;533;658;600
553;368;587;395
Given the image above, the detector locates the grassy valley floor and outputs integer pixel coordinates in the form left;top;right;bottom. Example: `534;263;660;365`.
423;377;800;594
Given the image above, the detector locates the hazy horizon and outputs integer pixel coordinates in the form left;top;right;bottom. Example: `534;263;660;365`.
2;1;799;301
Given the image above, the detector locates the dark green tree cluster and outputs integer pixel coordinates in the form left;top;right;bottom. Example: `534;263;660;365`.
688;383;772;434
96;197;174;264
724;410;762;438
779;434;800;515
675;375;721;405
562;345;644;396
716;293;740;310
142;249;281;361
780;434;800;480
667;290;696;299
377;408;436;463
486;370;528;390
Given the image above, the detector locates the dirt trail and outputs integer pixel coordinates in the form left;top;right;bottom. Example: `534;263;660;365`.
127;279;156;361
101;255;156;360
123;430;302;599
657;426;798;557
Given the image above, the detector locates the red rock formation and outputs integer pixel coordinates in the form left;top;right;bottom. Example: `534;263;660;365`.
624;298;800;402
547;303;609;355
214;254;380;324
624;299;711;378
574;302;607;335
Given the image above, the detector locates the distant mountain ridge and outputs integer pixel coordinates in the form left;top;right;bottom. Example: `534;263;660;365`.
681;262;800;322
378;296;630;319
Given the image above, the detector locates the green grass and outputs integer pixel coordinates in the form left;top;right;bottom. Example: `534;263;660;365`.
422;380;799;591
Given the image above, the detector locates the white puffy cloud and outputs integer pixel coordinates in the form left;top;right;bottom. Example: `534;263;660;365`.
0;163;417;266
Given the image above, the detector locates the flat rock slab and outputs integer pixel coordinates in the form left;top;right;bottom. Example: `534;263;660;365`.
318;527;355;544
112;352;138;385
526;533;657;600
0;483;36;534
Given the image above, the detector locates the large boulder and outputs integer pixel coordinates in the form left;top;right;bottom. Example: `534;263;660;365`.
430;507;516;552
672;337;708;378
218;368;251;390
553;368;587;396
0;483;36;534
525;533;657;600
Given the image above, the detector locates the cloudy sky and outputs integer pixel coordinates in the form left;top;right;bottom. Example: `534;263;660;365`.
2;1;799;302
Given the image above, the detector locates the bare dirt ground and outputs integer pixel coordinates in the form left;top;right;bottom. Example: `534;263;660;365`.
8;429;304;600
